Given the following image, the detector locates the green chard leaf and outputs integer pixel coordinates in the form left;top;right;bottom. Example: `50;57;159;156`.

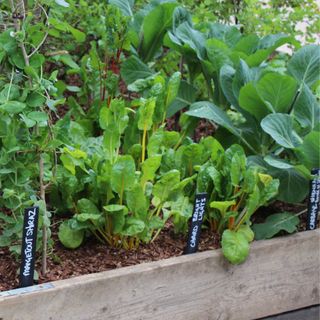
221;229;250;265
111;155;136;195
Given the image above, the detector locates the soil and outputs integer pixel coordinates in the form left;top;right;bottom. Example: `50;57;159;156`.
0;221;220;292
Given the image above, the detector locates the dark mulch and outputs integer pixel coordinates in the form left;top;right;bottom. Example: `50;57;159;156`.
0;222;220;292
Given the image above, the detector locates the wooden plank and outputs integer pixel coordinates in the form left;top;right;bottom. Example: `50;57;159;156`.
0;230;319;320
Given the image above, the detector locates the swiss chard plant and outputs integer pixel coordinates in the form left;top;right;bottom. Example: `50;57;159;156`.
196;143;279;264
54;94;200;249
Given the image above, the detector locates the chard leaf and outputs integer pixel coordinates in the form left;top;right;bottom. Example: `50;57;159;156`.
112;211;126;234
103;204;127;213
99;106;113;129
153;169;180;203
77;199;100;215
58;221;84;249
141;155;162;185
230;152;246;187
207;166;223;196
166;71;181;107
238;225;254;243
179;143;205;175
221;230;249;264
245;185;260;218
170;196;193;218
147;129;180;156
111;155;136;194
253;212;299;240
210;200;236;216
104;205;128;234
259;179;279;205
123;217;145;236
138;97;156;131
126;183;148;216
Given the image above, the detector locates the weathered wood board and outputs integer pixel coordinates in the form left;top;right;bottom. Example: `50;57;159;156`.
0;229;319;320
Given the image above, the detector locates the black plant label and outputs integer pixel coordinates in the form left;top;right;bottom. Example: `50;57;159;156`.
307;168;320;230
19;207;39;288
185;193;207;254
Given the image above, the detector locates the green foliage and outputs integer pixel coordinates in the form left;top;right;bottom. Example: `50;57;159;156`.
186;45;320;203
0;0;312;269
252;212;300;240
221;229;250;265
195;143;279;264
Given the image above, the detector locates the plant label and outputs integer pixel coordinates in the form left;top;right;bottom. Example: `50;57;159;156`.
19;207;39;288
306;168;320;230
185;193;207;254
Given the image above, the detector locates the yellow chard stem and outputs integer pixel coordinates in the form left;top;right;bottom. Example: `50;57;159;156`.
141;124;147;163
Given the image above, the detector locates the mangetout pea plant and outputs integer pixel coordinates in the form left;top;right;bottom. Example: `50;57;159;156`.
0;0;87;274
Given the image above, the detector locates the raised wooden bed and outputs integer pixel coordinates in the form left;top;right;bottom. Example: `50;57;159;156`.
0;229;319;320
